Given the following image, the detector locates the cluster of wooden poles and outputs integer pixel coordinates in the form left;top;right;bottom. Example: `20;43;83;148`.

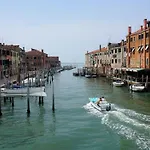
0;73;55;117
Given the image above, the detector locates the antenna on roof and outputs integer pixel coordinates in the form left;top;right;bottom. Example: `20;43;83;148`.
108;35;111;44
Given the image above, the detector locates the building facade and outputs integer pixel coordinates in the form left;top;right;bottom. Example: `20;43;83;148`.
107;40;126;74
26;49;61;71
126;19;150;68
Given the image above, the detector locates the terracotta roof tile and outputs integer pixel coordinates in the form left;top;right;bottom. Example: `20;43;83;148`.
88;47;107;54
128;28;149;36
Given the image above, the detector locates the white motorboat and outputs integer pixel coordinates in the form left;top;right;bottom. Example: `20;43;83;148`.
1;86;45;94
92;74;97;78
22;77;46;86
129;83;146;92
112;80;124;87
85;74;92;78
89;97;112;111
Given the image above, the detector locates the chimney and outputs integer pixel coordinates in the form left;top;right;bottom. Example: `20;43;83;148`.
144;19;147;29
148;21;150;27
128;26;131;34
99;45;101;51
141;25;143;30
23;47;25;50
41;49;44;53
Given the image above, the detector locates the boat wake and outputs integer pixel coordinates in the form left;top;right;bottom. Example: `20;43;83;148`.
83;102;150;150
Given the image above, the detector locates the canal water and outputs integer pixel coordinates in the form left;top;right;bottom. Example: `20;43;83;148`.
0;67;150;150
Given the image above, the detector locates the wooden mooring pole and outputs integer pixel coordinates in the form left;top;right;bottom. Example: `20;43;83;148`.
52;75;55;112
0;88;2;116
50;76;51;85
12;97;14;107
27;74;30;114
4;97;6;104
39;97;42;105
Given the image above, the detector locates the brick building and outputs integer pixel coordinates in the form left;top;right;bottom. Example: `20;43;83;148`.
126;19;150;68
47;56;61;68
26;48;61;71
0;43;24;79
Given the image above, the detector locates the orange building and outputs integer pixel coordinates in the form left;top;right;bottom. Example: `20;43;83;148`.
126;19;150;68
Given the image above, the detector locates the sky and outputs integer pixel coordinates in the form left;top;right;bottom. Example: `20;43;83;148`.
0;0;150;63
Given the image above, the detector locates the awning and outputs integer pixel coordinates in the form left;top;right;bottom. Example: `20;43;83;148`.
132;47;135;52
140;45;144;51
145;45;149;51
126;68;144;72
137;46;141;51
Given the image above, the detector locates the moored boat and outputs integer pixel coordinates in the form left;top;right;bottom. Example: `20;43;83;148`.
85;74;92;78
112;80;124;87
1;86;45;94
129;83;146;92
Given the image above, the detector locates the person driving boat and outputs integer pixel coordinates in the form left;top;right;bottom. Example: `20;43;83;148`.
96;97;102;106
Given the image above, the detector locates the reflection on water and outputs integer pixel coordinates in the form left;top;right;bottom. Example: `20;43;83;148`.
0;69;150;150
84;101;150;150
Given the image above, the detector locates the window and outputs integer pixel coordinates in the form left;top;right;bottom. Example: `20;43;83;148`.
145;45;149;51
146;58;149;65
112;59;114;63
111;50;113;54
7;51;9;55
141;34;144;39
100;59;102;64
130;37;133;42
34;57;36;59
115;49;117;53
118;48;121;52
2;50;5;55
133;37;136;41
146;32;149;38
138;34;140;39
138;34;144;39
115;59;117;63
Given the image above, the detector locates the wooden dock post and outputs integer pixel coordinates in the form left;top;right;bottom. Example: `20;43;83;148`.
52;75;55;112
142;74;144;82
12;97;14;107
41;97;44;105
4;97;6;104
145;75;149;88
39;97;42;105
27;74;30;114
50;76;51;85
0;88;2;116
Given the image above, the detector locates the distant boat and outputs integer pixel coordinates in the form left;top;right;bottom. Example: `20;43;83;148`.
92;74;97;78
73;72;79;76
85;74;92;78
85;74;97;78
